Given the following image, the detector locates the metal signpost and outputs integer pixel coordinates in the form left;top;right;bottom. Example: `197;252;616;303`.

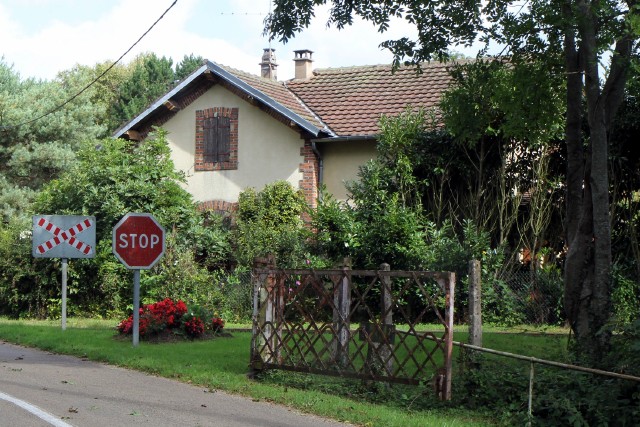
32;215;96;330
112;213;165;346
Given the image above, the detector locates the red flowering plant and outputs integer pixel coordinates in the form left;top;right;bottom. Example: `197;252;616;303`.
211;316;225;333
117;298;188;338
181;305;225;339
182;314;205;338
117;298;224;340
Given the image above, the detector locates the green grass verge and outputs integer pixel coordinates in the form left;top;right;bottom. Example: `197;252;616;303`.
0;318;570;426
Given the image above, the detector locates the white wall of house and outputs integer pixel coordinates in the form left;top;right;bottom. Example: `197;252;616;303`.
320;140;377;201
162;85;305;203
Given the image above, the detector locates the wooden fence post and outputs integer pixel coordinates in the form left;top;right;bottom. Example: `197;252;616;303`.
444;272;455;400
364;263;395;377
379;263;394;375
333;257;352;368
468;259;483;347
255;255;278;365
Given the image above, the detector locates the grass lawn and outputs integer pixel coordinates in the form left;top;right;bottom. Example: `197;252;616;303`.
0;318;570;426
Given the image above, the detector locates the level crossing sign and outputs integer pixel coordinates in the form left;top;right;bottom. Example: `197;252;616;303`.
32;215;96;259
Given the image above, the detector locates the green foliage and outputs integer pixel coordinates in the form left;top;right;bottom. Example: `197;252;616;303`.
310;188;359;262
0;59;105;220
175;53;205;80
441;60;565;146
460;355;640;426
56;61;133;134
34;128;193;242
345;112;432;270
233;181;309;268
112;53;175;128
141;232;223;309
611;265;640;326
0;128;231;318
212;268;253;323
0;217;56;318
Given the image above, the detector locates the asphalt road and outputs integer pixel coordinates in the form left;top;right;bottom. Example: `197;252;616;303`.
0;341;350;427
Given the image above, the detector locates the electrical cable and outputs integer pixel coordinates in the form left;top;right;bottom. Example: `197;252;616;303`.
0;0;178;132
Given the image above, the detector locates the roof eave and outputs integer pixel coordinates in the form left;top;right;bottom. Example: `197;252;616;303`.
113;61;325;139
205;61;323;137
311;135;378;143
113;63;210;138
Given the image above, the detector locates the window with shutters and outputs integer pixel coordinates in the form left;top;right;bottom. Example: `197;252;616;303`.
195;107;238;171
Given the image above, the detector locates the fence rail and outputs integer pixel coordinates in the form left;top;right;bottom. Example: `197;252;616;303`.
425;334;640;421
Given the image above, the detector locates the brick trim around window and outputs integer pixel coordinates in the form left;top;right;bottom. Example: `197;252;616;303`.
195;107;239;171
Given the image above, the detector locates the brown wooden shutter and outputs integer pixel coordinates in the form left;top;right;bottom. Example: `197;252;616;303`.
203;117;217;163
216;116;230;162
203;115;231;163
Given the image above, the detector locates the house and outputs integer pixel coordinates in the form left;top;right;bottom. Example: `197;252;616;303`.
113;49;455;212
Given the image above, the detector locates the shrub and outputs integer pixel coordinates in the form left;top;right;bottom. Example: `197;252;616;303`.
182;315;205;338
233;181;309;268
611;265;640;326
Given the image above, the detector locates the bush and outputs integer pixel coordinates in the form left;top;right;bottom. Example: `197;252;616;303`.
0;216;60;318
213;268;253;323
611;266;640;326
233;181;309;268
460;353;640;426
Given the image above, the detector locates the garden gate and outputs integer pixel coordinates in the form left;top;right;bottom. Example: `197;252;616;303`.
249;257;455;400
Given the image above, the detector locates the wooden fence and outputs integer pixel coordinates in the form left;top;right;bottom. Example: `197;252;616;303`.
249;257;456;400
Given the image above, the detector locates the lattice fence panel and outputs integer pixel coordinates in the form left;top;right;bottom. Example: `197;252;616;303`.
250;259;455;400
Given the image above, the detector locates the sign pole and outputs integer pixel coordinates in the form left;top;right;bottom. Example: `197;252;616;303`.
61;258;68;331
133;269;141;347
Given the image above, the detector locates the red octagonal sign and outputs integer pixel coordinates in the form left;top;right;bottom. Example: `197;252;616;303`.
113;213;165;269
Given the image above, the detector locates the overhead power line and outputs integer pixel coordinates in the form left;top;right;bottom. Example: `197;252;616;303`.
0;0;178;133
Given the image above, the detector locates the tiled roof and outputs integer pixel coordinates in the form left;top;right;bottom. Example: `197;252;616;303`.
113;59;460;141
218;64;326;132
286;63;457;136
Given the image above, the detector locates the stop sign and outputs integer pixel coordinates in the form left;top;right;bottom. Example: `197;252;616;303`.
112;213;165;269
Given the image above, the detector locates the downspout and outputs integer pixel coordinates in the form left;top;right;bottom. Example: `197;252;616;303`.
311;142;324;201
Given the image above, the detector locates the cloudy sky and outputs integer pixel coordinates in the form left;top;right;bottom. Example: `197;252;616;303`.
0;0;444;82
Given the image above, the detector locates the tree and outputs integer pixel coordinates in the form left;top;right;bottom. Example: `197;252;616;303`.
265;0;640;360
112;53;175;129
441;60;566;267
56;61;134;134
0;59;105;222
175;54;205;81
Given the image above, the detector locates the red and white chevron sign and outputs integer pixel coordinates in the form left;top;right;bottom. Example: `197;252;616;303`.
32;215;96;259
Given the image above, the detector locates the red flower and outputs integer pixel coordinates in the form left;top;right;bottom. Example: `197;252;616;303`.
211;317;225;332
184;317;205;338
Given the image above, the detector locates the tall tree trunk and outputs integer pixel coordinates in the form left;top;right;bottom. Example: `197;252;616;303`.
562;1;584;246
563;0;632;361
563;0;588;336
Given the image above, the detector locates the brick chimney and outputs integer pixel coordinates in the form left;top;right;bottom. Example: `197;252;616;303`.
293;49;313;80
260;48;278;80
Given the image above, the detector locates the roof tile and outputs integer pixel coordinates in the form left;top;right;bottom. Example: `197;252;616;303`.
285;63;459;136
216;64;326;132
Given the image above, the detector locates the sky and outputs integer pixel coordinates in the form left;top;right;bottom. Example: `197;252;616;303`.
0;0;445;82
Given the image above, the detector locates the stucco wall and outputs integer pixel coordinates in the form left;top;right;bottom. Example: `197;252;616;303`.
320;140;377;201
162;85;304;203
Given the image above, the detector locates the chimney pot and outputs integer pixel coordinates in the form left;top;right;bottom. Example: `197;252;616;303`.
293;49;314;80
260;48;278;80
